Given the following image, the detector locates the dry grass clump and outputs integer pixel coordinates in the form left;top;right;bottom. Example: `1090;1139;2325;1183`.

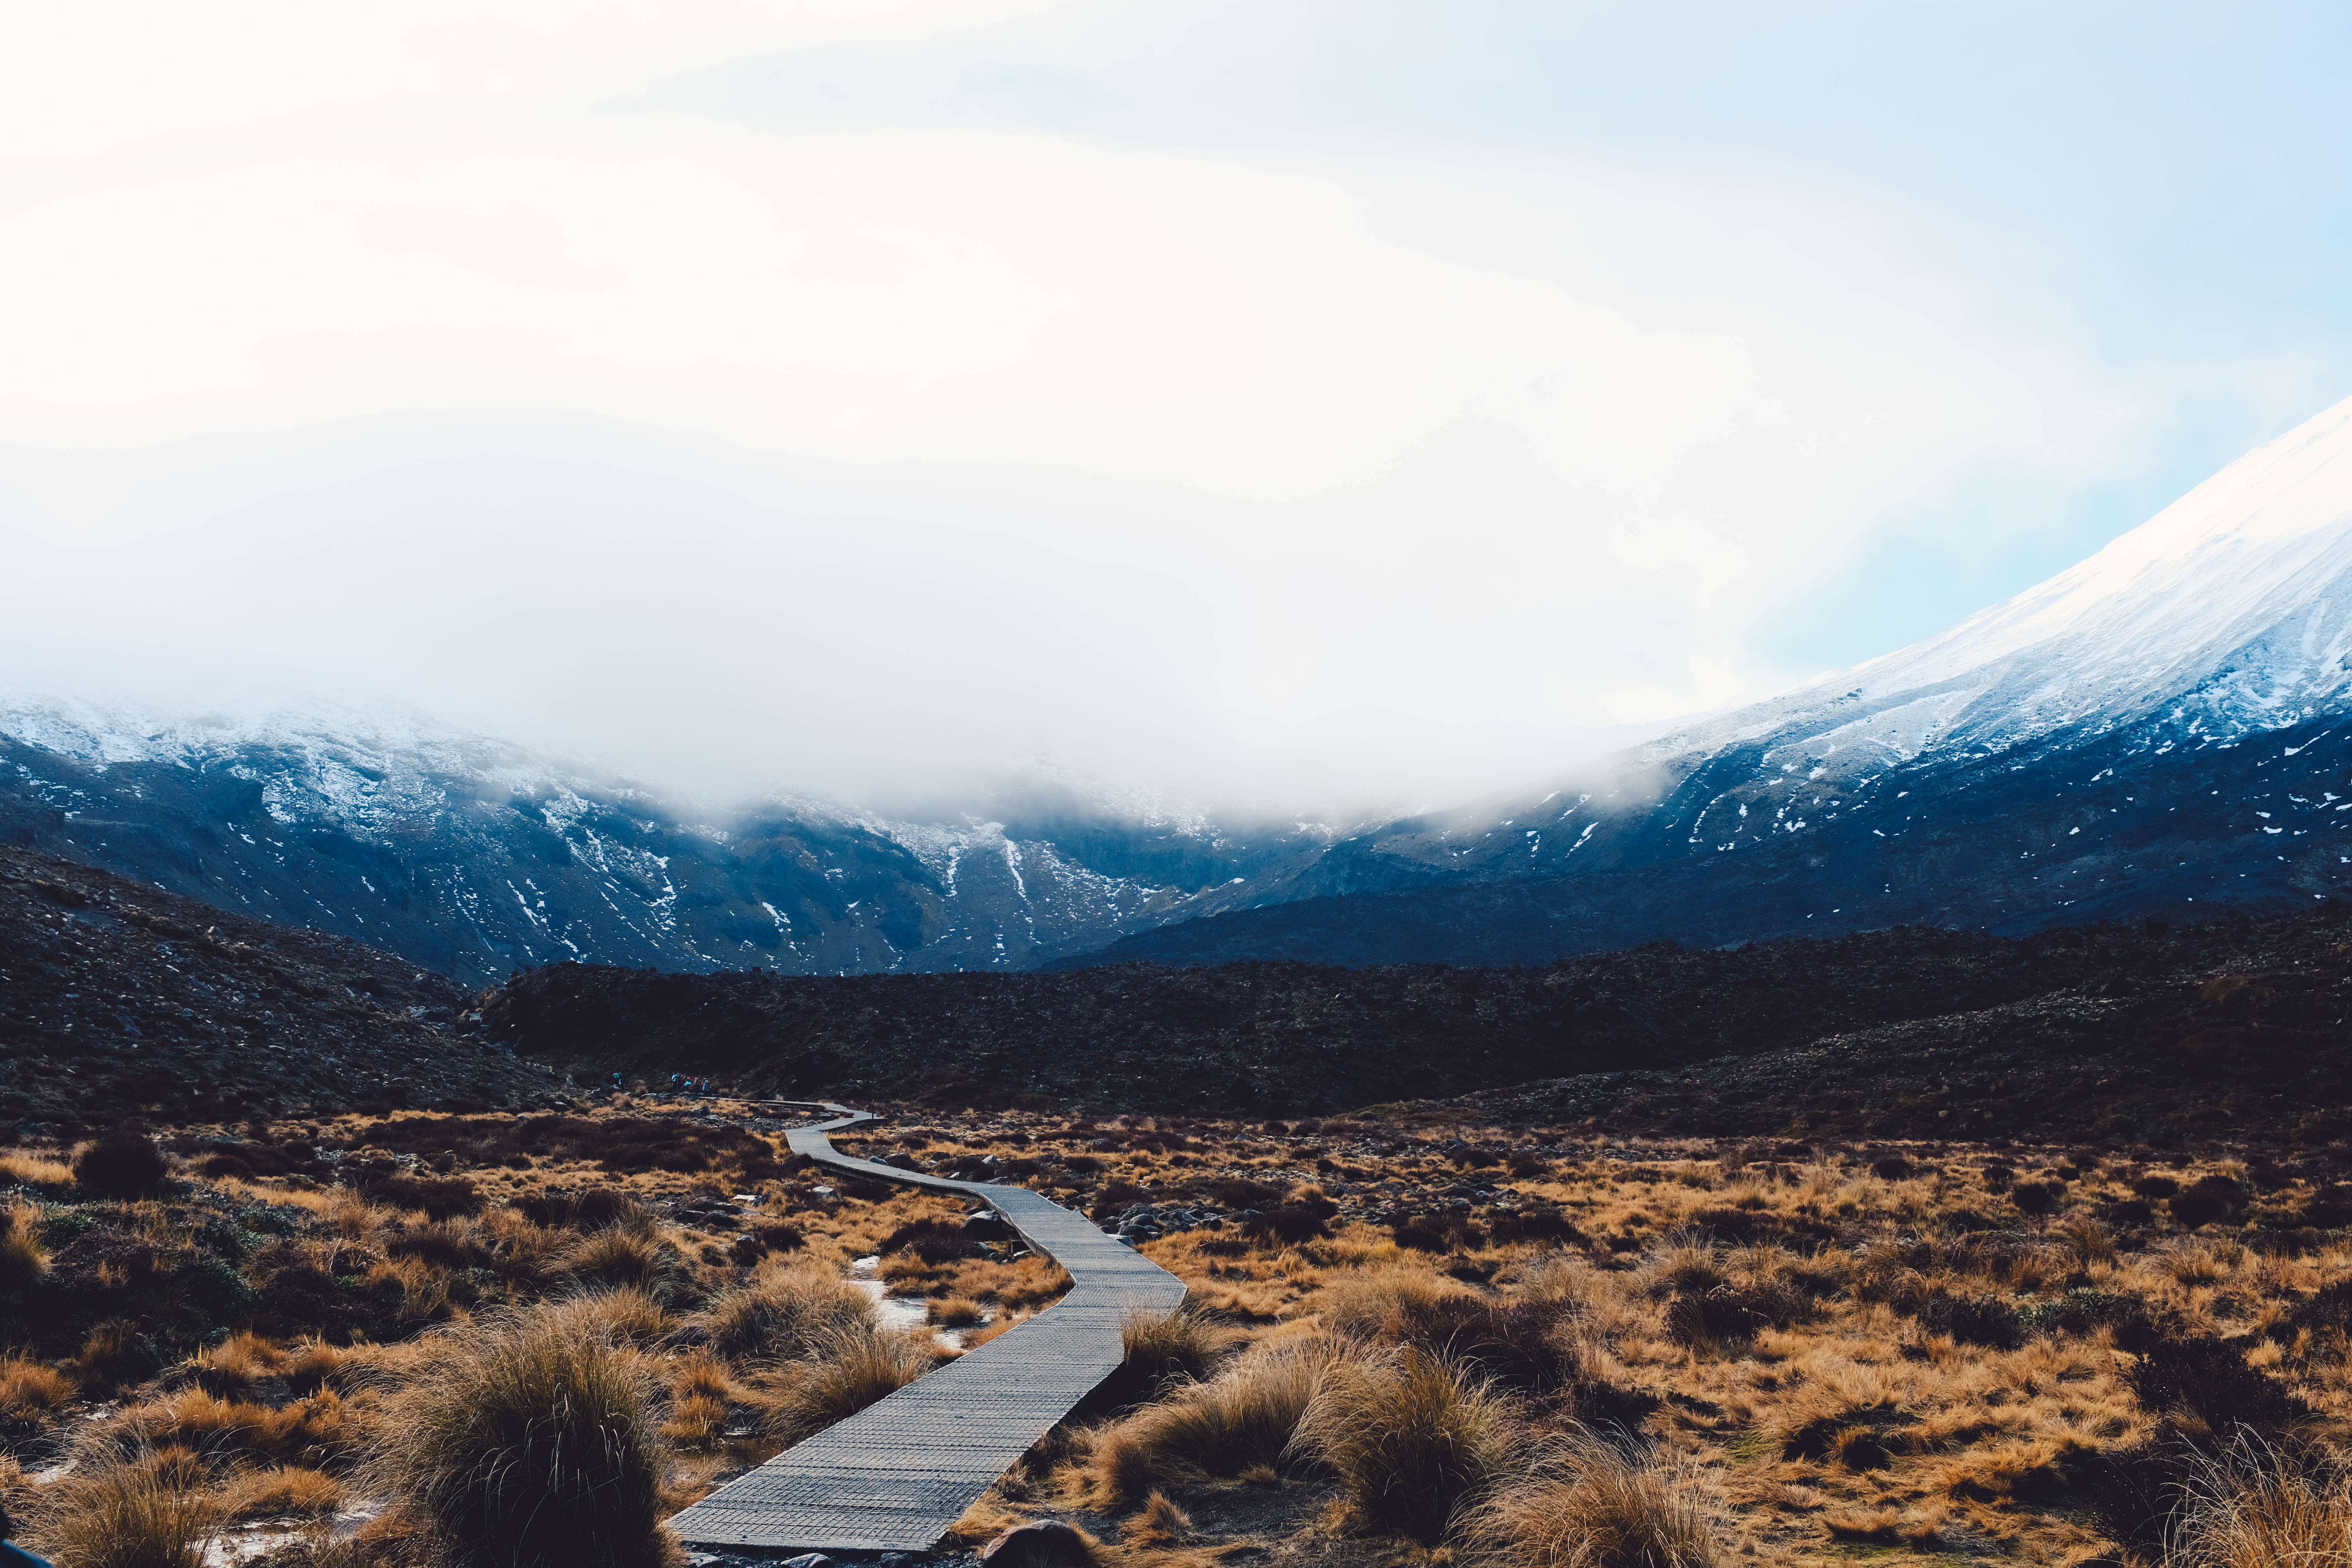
1317;1267;1477;1341
558;1224;688;1300
930;1296;986;1328
761;1325;937;1446
81;1387;364;1474
0;1201;50;1292
539;1284;673;1348
215;1464;345;1521
2167;1438;2352;1568
19;1448;218;1568
366;1301;676;1568
703;1260;874;1365
1089;1337;1344;1506
1125;1490;1197;1546
78;1319;169;1392
1120;1304;1244;1388
195;1332;353;1397
383;1216;492;1271
1289;1346;1519;1541
0;1149;76;1193
1463;1437;1723;1568
661;1353;740;1450
0;1354;77;1422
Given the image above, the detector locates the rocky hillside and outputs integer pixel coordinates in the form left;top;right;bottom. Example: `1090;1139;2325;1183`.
471;903;2352;1136
1060;711;2352;967
0;700;1334;985
0;844;554;1138
16;397;2352;989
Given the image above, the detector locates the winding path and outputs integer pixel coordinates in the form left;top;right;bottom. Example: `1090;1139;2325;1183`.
668;1103;1188;1554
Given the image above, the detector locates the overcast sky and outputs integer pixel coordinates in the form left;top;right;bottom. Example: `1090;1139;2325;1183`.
5;2;2349;810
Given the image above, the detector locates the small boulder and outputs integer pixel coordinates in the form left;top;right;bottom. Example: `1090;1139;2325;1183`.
979;1520;1096;1568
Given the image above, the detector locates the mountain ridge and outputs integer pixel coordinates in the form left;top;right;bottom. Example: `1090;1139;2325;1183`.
9;394;2352;977
1054;392;2352;964
0;695;1345;984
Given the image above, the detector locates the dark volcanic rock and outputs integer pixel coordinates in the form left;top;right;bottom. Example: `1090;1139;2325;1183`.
1443;911;2352;1142
0;844;552;1133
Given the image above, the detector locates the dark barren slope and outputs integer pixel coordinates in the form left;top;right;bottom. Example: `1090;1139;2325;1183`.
12;826;2348;1148
0;845;552;1135
476;904;2352;1138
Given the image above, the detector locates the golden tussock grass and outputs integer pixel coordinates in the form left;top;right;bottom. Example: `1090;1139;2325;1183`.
0;1201;50;1291
214;1463;345;1520
702;1260;874;1366
363;1252;456;1324
0;1151;76;1194
538;1284;673;1348
1125;1490;1197;1547
558;1225;688;1299
196;1332;353;1397
1288;1346;1519;1542
1316;1267;1476;1341
661;1352;741;1450
1087;1337;1345;1507
88;1387;365;1474
1121;1304;1244;1387
19;1448;219;1568
663;1389;732;1451
365;1301;677;1568
760;1325;936;1446
0;1355;77;1422
1818;1503;1948;1548
1461;1437;1724;1568
78;1319;166;1392
930;1296;985;1328
2169;1437;2352;1568
323;1190;388;1240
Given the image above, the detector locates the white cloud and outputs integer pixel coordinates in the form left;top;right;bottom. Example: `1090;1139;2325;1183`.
0;7;2176;807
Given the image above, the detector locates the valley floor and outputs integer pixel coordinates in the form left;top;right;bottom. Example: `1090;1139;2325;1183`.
5;1100;2351;1565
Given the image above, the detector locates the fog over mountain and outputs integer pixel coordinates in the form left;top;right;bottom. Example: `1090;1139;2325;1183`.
10;394;2352;982
1074;392;2352;964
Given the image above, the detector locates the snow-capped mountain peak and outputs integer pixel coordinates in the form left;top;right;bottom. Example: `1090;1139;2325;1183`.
1658;391;2352;772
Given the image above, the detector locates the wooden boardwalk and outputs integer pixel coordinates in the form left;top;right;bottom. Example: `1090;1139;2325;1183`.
667;1104;1187;1553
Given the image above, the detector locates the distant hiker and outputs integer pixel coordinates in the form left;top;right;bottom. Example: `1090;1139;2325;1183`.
670;1073;683;1093
610;1071;623;1091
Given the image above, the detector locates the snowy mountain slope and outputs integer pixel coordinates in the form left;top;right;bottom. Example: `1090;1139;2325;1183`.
17;395;2352;979
0;697;1324;984
1674;391;2352;758
1067;393;2352;964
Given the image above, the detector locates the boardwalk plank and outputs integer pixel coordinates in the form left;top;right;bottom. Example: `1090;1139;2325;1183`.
667;1103;1186;1552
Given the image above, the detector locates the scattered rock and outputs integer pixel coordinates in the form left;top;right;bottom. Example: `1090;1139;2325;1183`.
979;1521;1096;1568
